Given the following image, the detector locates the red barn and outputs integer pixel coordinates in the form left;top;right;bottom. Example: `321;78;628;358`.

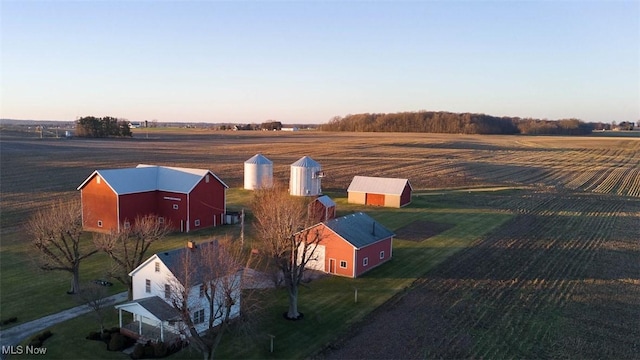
347;176;412;208
303;212;394;278
77;164;228;233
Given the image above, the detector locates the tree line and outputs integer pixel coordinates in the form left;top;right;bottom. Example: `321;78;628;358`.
318;111;594;135
75;116;132;137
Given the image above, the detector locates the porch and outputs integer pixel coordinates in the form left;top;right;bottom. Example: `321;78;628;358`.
120;320;181;344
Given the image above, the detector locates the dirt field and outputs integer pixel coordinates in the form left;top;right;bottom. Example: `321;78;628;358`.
1;129;639;358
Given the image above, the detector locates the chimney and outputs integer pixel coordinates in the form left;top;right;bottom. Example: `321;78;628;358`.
187;241;196;249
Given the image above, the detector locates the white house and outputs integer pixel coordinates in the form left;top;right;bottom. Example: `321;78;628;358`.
115;240;242;343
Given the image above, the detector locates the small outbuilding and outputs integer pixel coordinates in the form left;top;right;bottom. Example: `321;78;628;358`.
347;176;412;208
302;212;394;278
309;195;336;223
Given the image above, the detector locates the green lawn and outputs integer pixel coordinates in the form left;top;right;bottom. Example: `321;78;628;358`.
2;189;512;359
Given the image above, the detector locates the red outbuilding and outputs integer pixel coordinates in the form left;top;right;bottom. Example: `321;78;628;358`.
77;164;228;233
308;195;337;223
303;212;394;278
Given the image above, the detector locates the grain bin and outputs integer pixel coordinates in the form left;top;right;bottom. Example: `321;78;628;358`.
290;156;323;196
244;154;273;190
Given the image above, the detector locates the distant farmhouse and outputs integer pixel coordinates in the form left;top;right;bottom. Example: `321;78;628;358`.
347;176;412;208
77;165;228;233
302;212;394;278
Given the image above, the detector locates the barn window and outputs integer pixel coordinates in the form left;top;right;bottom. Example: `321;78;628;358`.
340;260;347;268
193;309;205;324
97;220;103;227
158;217;164;224
164;284;171;299
379;251;385;259
96;176;101;184
155;262;160;272
145;279;151;293
173;204;179;210
124;221;130;229
363;257;369;266
194;219;200;227
205;174;210;183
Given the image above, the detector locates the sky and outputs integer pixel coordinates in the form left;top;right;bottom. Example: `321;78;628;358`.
1;1;638;124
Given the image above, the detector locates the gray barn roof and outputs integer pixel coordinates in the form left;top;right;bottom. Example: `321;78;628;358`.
323;212;394;249
347;176;411;196
77;164;228;195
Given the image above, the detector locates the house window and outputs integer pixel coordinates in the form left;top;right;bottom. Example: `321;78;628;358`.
194;219;200;227
363;257;369;266
340;260;347;268
155;262;160;272
193;309;205;324
97;220;103;227
164;284;171;299
173;204;179;210
145;279;151;293
379;251;385;259
199;284;205;298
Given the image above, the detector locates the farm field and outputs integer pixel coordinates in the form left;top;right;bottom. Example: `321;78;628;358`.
1;128;639;358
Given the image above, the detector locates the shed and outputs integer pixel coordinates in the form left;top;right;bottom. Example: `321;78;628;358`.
347;176;412;208
77;164;228;233
309;195;336;223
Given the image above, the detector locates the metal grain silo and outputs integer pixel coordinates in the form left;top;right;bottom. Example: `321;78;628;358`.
290;156;323;196
244;154;273;190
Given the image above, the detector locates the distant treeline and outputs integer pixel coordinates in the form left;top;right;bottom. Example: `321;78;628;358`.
75;116;132;138
318;112;594;135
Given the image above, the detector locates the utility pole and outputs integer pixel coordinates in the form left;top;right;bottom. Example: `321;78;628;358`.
240;208;245;246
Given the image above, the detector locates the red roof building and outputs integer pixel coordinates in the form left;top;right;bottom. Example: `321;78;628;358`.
77;165;228;233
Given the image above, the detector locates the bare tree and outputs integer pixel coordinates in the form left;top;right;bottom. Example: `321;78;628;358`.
251;182;324;320
75;282;110;334
27;199;98;294
166;239;255;360
94;214;171;299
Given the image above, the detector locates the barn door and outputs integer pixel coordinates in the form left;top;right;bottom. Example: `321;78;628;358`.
366;193;385;206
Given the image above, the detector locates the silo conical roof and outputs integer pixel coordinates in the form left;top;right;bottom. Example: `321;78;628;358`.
291;155;320;167
245;154;273;165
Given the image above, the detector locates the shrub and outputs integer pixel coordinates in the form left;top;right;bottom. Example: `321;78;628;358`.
101;331;112;342
143;344;154;358
153;341;168;357
1;317;18;325
28;339;42;347
108;333;126;351
86;331;101;341
131;343;145;359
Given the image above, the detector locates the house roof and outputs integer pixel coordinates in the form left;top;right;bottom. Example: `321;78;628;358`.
347;176;412;196
322;212;394;249
315;195;336;208
115;296;181;321
245;154;272;165
291;156;320;168
152;240;238;286
77;164;228;195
